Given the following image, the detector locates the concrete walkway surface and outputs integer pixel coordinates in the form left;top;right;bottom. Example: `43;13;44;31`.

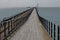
8;9;51;40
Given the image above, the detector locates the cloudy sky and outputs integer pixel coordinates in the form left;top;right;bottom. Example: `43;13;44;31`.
0;0;60;8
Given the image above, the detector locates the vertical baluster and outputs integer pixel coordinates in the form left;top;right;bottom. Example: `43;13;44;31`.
55;25;58;40
9;20;12;34
52;23;54;40
14;17;16;31
51;22;53;37
49;21;50;34
1;22;4;40
49;21;51;36
44;19;46;30
46;20;47;31
14;18;16;31
54;24;56;40
11;19;14;32
48;22;50;34
47;20;48;32
59;26;60;40
0;22;3;40
58;26;60;40
47;20;49;32
45;20;46;29
0;23;1;40
7;20;10;35
8;21;10;35
10;20;12;33
47;20;49;34
3;21;7;40
11;20;12;32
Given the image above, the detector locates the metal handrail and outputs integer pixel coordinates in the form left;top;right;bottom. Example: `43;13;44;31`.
0;8;34;40
35;7;60;40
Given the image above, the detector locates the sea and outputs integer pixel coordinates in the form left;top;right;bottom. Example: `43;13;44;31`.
0;7;30;21
0;7;60;25
38;7;60;25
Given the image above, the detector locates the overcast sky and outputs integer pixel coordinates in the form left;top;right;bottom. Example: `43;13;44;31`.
0;0;60;8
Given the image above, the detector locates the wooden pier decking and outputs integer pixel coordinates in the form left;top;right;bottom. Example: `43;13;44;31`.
7;9;51;40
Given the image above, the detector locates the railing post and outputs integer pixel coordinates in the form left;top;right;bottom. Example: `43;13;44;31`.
11;19;14;33
47;20;49;32
8;21;10;35
54;24;56;40
52;23;54;40
3;21;7;40
0;23;1;40
48;21;49;34
11;20;12;32
49;21;51;35
46;20;48;32
58;26;60;40
55;25;58;40
51;22;53;37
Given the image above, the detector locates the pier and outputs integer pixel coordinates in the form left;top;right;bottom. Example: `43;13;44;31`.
0;7;60;40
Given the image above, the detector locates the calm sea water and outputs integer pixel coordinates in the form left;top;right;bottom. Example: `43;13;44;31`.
38;7;60;25
0;7;60;25
0;7;30;21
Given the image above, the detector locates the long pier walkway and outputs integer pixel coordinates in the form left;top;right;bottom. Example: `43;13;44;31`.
8;9;51;40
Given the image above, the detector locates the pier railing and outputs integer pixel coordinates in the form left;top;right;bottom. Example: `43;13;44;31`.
0;8;34;40
36;7;60;40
